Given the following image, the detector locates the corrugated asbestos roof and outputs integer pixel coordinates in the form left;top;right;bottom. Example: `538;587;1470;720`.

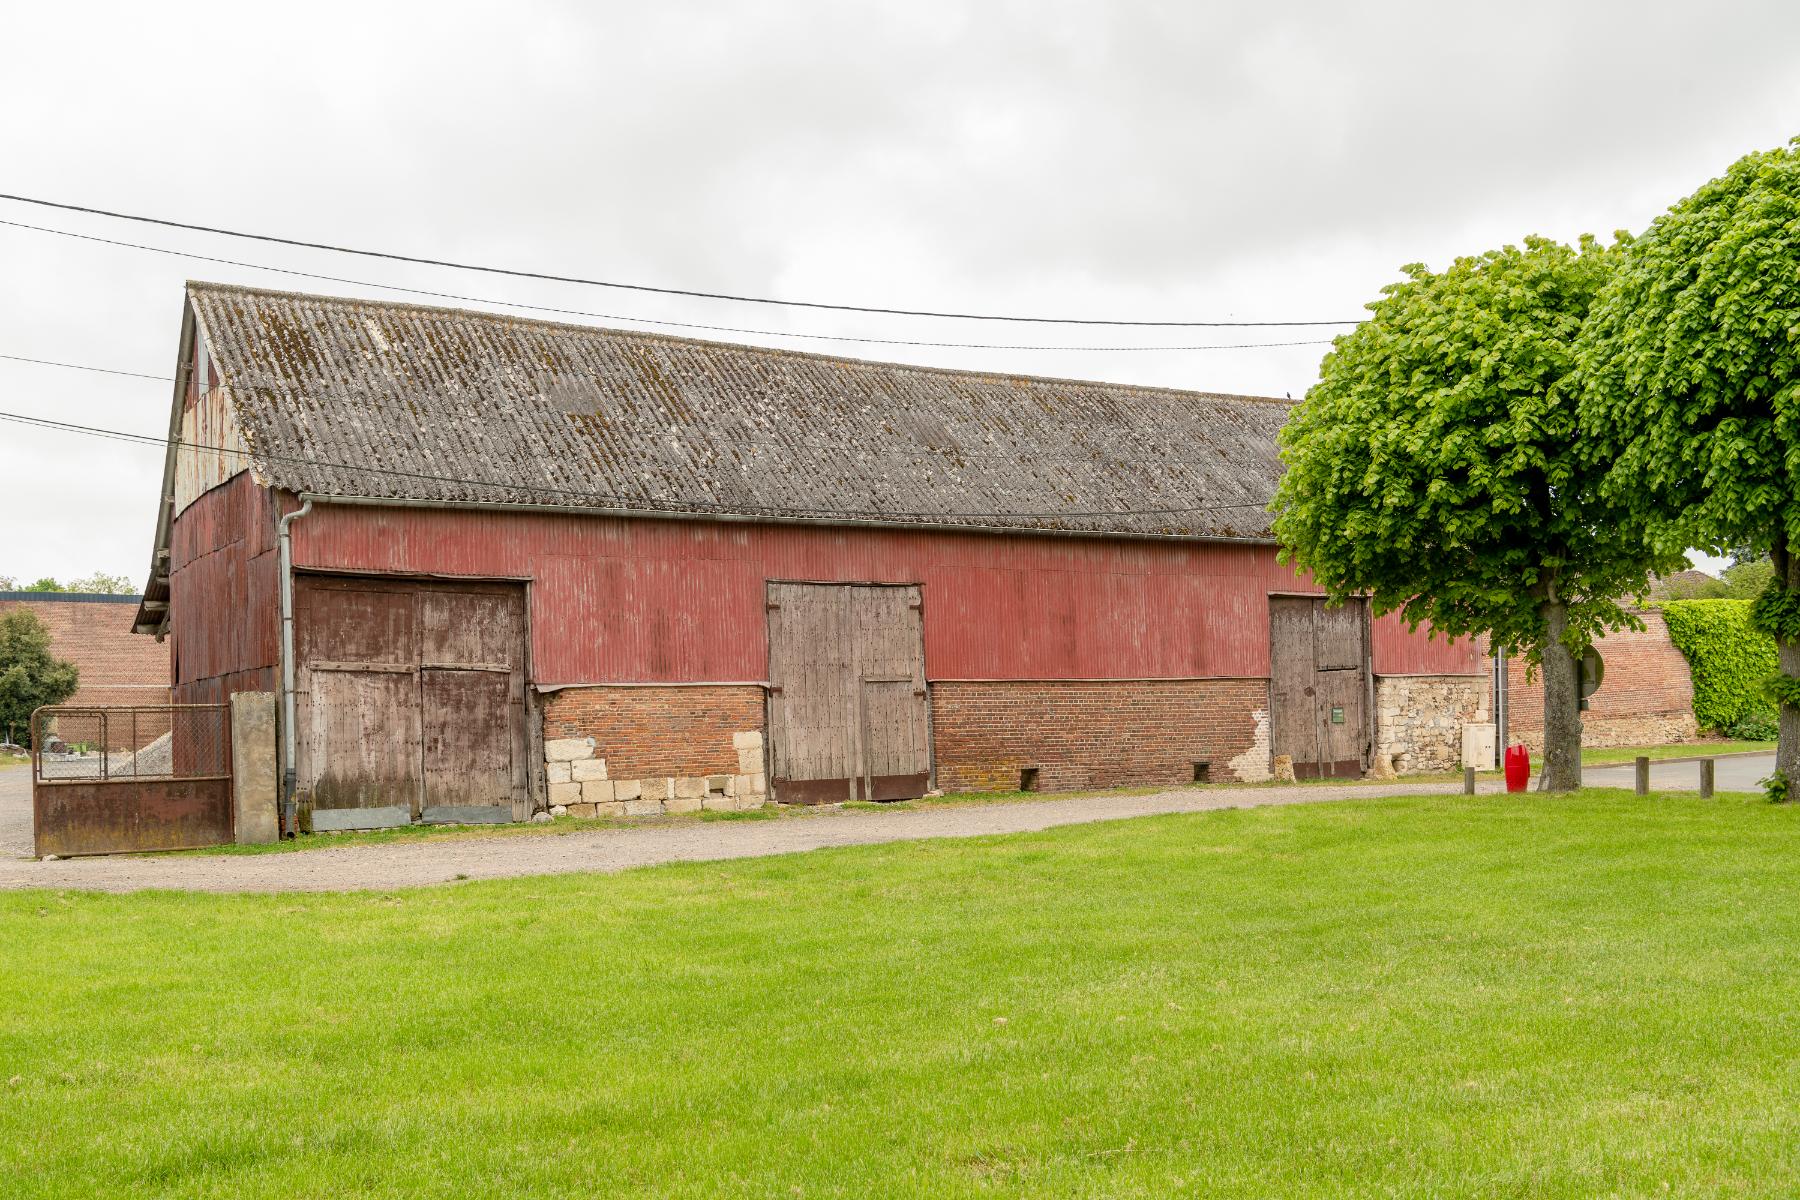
186;282;1292;540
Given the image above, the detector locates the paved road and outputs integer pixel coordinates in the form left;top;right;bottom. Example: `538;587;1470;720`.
1;777;1498;894
1582;753;1775;793
0;765;30;860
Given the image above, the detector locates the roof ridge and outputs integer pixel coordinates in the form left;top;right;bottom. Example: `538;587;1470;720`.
183;280;1298;409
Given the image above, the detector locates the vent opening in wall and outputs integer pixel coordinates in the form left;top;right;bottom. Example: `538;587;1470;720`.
1193;761;1211;783
1019;767;1040;792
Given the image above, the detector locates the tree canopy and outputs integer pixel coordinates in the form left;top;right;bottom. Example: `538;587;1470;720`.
1275;235;1677;649
0;607;79;747
1274;234;1680;789
1577;137;1800;795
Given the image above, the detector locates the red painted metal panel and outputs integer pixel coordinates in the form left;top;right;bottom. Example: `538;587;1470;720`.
281;503;1482;684
167;472;281;701
1369;608;1485;676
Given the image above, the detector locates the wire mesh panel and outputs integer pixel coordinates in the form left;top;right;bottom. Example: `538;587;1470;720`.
31;704;233;856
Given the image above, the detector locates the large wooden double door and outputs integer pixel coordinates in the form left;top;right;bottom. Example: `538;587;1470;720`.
1269;596;1370;780
295;575;529;829
766;582;931;804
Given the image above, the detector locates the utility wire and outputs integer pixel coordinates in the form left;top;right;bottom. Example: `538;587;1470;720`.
0;352;167;381
0;191;1363;329
0;217;1339;355
0;351;1296;474
0;408;1278;523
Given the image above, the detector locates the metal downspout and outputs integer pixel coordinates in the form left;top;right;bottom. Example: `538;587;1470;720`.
278;497;313;835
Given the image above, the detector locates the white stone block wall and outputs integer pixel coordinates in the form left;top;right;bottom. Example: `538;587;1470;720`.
541;730;768;819
1375;675;1493;774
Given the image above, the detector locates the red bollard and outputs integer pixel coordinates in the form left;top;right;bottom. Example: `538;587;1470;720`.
1504;744;1531;793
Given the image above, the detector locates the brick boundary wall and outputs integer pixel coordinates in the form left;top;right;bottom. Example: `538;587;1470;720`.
542;685;765;780
1504;609;1697;750
929;678;1272;793
0;594;172;718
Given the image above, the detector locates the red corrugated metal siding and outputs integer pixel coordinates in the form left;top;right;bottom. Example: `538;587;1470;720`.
168;472;280;701
286;503;1483;683
1370;610;1486;675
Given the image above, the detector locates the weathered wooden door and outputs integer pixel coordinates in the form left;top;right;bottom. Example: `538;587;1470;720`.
419;588;529;823
296;576;528;829
1269;596;1368;780
767;582;931;803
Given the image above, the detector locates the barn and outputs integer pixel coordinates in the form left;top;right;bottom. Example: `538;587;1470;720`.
131;282;1487;831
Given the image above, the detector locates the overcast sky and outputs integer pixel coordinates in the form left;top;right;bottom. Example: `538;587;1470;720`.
3;1;1797;587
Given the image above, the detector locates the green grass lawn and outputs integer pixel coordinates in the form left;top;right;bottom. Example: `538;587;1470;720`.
6;789;1800;1197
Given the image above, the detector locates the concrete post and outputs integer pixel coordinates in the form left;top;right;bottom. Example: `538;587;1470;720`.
1700;758;1715;799
230;691;279;844
1634;756;1651;797
1463;767;1476;795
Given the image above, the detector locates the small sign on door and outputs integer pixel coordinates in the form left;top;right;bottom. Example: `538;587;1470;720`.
1330;705;1345;724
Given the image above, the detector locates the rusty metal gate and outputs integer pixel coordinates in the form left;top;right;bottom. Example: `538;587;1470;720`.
1269;596;1370;780
766;582;932;804
31;704;233;856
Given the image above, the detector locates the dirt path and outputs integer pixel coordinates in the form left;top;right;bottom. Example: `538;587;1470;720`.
0;778;1494;894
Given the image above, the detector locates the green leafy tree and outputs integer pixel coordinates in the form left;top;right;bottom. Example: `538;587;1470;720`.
1275;235;1680;791
1577;138;1800;798
24;578;65;592
1721;557;1776;601
0;608;79;748
65;572;136;595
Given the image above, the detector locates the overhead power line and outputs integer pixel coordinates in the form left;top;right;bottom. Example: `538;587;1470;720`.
0;351;1298;474
0;352;167;381
0;191;1364;329
0;407;1278;523
0;217;1339;355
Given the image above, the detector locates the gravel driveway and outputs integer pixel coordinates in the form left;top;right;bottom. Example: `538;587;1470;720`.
0;778;1489;894
0;765;31;860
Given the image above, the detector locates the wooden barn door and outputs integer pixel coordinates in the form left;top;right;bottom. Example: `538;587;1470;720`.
1269;596;1369;780
296;576;528;829
767;582;931;804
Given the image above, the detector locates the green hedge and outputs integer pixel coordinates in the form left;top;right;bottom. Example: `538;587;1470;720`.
1661;599;1779;734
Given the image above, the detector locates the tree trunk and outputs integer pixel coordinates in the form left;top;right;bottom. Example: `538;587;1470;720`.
1539;599;1584;792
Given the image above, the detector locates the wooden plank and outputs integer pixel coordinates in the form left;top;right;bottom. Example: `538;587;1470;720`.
421;668;516;813
306;668;422;815
297;575;528;823
1315;665;1365;772
1313;601;1364;670
419;587;528;815
767;582;929;803
1268;597;1318;773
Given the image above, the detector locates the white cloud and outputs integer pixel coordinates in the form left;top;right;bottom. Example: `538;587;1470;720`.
1;0;1796;583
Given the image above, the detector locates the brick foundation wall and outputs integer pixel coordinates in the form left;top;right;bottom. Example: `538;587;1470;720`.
929;678;1272;793
542;685;765;779
1505;610;1697;749
1375;675;1492;773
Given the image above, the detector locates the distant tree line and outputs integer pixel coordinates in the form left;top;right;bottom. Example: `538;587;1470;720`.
0;572;137;594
